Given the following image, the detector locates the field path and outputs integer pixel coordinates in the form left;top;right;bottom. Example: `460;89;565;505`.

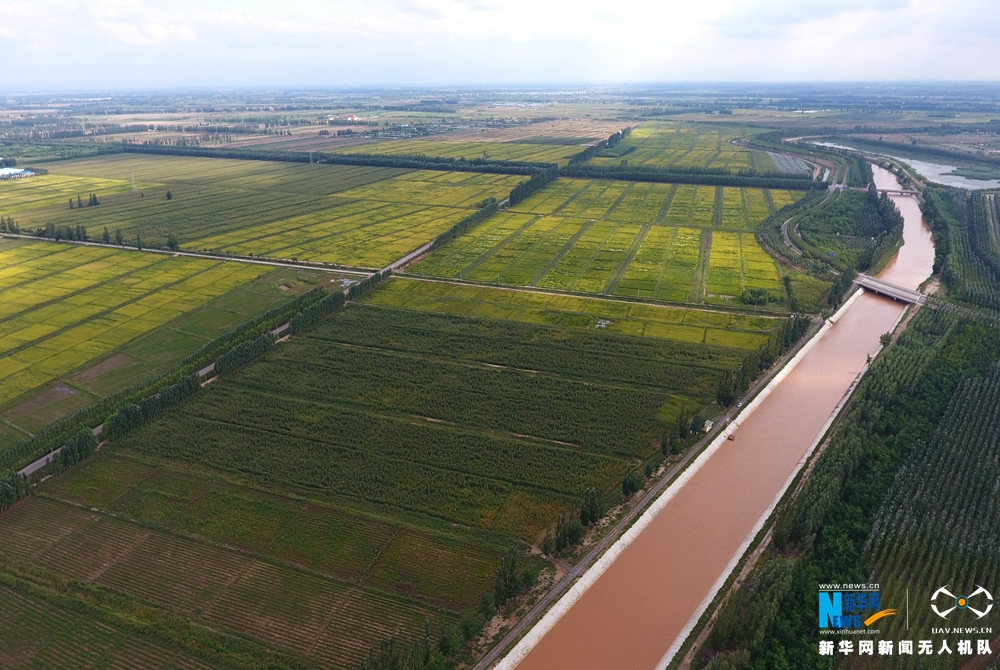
526;220;596;286
690;230;712;303
602;224;652;295
460;216;541;278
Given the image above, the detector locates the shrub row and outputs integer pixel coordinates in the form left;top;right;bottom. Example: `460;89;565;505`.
508;166;559;207
110;144;556;176
289;291;347;335
560;163;821;189
429;201;499;250
215;335;274;377
567;127;632;164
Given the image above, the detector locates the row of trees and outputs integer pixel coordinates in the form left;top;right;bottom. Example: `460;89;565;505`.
68;193;100;209
700;311;999;668
561;163;821;190
39;222;89;242
567;126;633;164
508;166;559;207
428;200;499;251
347;268;393;300
0;472;29;513
214;334;274;377
105;374;200;440
0;216;22;234
47;429;97;474
289;290;347;334
716;316;811;407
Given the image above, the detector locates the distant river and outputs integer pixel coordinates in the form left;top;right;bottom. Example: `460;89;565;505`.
811;141;1000;189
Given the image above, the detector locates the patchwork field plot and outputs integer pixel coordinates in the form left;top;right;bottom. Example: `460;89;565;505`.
411;178;800;303
585;122;777;171
0;133;818;670
0;491;457;669
0;255;339;451
364;278;778;350
187;170;522;267
0;277;789;668
2;155;523;268
0;239;267;411
0;582;218;670
342;138;582;164
5;154;404;248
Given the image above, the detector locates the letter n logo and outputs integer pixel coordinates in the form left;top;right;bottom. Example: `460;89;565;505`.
819;592;842;628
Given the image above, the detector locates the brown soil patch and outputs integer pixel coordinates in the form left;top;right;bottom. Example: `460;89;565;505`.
70;353;135;385
1;383;78;420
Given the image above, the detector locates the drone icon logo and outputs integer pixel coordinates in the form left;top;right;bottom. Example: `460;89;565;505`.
931;586;993;619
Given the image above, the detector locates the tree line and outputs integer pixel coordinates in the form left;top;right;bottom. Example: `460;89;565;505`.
0;278;391;477
109;144;556;177
716;316;811;407
561;163;822;190
922;186;1000;311
429;200;499;251
567;126;633;165
699;310;999;668
508;166;559;206
0;216;23;234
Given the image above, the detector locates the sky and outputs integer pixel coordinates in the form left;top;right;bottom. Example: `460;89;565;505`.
0;0;998;89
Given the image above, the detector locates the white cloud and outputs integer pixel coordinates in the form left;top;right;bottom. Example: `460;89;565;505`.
0;0;997;89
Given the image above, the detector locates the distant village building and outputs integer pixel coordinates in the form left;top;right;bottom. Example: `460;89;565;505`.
0;167;31;181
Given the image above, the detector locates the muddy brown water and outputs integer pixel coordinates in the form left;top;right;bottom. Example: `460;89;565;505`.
511;166;935;670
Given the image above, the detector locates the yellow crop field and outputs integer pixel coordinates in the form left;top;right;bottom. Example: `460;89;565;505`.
411;178;796;304
0;174;131;212
768;189;800;210
342;139;581;165
188;171;521;268
363;278;775;350
706;232;744;297
0;240;266;408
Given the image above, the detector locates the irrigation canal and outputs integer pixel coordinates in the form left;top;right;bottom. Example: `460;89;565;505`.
496;164;935;670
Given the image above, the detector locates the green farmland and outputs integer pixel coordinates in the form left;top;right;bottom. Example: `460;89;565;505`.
585;122;777;171
0;237;345;451
189;170;523;267
410;178;803;304
0;145;811;669
0;239;267;409
364;278;778;350
3;156;521;268
343;138;583;165
5;154;402;246
0;286;779;667
1;472;463;670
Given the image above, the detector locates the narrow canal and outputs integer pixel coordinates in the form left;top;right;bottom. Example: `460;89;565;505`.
503;164;935;670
